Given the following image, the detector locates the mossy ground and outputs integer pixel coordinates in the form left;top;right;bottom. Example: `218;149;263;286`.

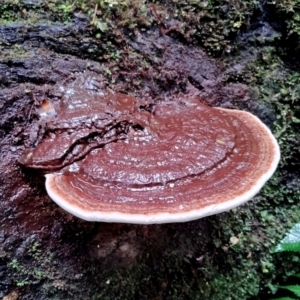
1;1;300;299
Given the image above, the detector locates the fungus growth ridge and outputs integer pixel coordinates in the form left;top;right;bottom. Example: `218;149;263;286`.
19;75;280;224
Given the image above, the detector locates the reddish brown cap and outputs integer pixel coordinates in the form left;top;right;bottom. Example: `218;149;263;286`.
39;98;280;224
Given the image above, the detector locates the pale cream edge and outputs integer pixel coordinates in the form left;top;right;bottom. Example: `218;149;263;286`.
45;108;281;224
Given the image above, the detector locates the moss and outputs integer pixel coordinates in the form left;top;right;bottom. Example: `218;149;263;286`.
273;0;300;36
0;0;75;25
249;47;300;189
71;0;260;56
156;0;260;56
7;238;54;289
240;46;300;297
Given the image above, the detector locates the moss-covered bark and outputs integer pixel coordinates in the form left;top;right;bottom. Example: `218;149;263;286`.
1;1;300;299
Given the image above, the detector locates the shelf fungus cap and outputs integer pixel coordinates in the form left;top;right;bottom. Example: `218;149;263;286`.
32;96;281;224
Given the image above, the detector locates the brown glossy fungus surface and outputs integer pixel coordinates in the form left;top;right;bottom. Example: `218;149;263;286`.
19;78;280;224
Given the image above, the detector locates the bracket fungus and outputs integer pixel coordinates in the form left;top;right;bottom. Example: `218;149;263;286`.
19;80;280;224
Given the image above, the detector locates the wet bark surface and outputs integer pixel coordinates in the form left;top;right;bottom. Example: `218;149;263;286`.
0;7;279;300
